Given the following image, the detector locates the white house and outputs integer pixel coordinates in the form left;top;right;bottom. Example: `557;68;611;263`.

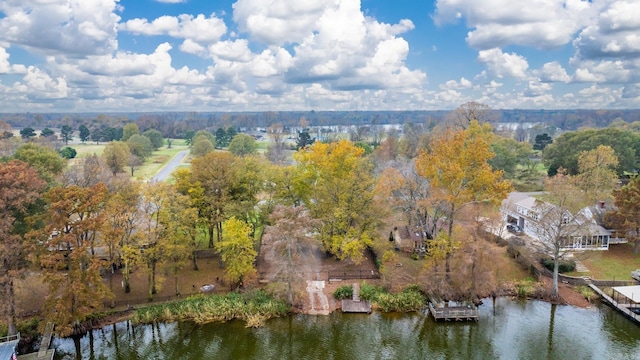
501;192;611;250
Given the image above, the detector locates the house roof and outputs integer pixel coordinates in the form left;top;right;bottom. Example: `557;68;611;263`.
613;285;640;303
0;337;18;360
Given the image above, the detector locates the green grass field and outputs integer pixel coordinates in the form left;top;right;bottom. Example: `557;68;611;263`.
569;243;640;280
133;144;189;180
68;140;191;181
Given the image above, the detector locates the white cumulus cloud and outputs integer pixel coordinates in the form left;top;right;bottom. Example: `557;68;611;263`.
0;0;121;56
477;48;529;80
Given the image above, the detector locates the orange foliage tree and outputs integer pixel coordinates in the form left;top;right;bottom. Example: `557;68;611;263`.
415;121;512;282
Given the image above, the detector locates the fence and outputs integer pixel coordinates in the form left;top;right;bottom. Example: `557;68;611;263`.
103;288;223;309
328;269;380;281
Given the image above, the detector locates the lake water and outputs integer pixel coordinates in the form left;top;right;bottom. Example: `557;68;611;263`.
52;298;640;359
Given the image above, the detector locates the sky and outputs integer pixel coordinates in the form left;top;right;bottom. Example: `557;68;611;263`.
0;0;639;113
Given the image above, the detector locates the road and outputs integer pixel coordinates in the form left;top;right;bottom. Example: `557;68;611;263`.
151;149;188;182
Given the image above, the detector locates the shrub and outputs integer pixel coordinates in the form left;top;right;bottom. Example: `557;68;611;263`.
333;285;353;300
577;285;598;302
541;258;576;273
515;278;537;298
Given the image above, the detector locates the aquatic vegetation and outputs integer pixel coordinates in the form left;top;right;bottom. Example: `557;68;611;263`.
132;290;290;328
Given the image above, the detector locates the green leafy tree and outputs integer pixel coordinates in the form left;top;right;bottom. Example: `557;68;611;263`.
13;143;65;184
40;128;55;138
19;127;36;140
225;127;238;146
185;130;196;147
543;128;640;176
228;133;257;157
142;129;164;150
59;147;77;159
489;137;533;179
78;125;90;143
60;125;73;145
296;128;312;149
533;133;553;151
90;127;103;144
215;217;257;287
127;134;153;160
215;128;227;147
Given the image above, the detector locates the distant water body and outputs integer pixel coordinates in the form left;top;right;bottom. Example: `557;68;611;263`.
52;298;640;359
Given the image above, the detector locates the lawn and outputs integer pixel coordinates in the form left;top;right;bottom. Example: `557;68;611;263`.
571;243;640;280
73;142;107;157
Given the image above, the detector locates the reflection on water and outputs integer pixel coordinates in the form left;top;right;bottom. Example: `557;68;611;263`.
52;298;640;360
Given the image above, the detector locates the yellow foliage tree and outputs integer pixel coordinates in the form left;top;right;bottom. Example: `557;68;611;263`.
215;217;257;287
415;121;512;281
293;140;380;263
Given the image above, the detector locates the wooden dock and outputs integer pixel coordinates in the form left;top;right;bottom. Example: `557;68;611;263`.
428;303;479;321
341;283;371;313
589;284;640;325
17;322;55;360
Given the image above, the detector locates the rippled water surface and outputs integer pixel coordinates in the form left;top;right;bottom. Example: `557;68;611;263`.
53;298;640;359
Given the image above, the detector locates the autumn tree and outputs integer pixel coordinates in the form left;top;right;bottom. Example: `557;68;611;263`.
40;183;112;336
192;137;214;157
415;121;512;281
605;177;640;254
102;141;130;176
262;205;319;304
0;161;46;336
266;123;287;164
172;168;207;270
101;181;141;293
376;160;444;242
536;171;588;296
190;152;236;247
576;145;619;203
62;154;111;188
160;185;196;295
293;140;380;263
447;101;493;129
215;217;257;287
137;182;192;299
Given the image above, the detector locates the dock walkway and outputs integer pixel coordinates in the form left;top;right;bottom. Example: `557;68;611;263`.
589;284;640;325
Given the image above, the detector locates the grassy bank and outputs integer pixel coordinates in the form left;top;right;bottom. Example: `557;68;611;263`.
132;290;289;328
333;283;426;312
